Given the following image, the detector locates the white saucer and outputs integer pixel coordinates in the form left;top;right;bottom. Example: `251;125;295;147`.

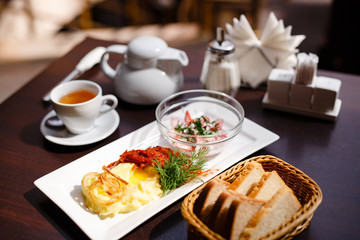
40;110;120;146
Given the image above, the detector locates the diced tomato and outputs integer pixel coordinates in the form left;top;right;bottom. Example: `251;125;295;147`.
217;135;227;140
196;137;205;144
184;110;192;127
171;111;227;149
212;119;224;131
171;117;180;129
200;117;206;126
174;142;194;152
168;130;179;139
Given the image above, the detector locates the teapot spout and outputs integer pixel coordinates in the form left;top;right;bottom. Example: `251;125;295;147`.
157;48;188;92
158;47;189;67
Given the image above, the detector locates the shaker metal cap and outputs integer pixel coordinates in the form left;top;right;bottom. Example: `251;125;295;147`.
208;27;235;55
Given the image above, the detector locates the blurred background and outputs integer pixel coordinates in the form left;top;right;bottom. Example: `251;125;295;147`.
1;0;356;104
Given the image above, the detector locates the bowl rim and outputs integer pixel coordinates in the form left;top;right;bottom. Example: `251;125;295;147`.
155;89;245;145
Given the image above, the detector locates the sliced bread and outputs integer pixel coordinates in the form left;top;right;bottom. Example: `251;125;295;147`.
248;170;287;201
206;189;242;234
229;162;265;195
193;179;230;222
224;194;265;240
240;185;301;240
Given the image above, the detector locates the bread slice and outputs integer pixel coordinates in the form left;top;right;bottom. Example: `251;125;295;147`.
206;189;242;233
240;186;301;240
248;171;287;201
224;195;265;240
229;162;265;195
193;179;230;222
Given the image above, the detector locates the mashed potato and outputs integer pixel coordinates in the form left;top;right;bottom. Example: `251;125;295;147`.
81;163;162;217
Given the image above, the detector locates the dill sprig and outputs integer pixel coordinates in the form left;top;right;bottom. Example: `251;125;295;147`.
154;148;209;196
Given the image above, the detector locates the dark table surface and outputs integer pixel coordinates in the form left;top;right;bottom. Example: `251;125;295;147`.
1;37;359;240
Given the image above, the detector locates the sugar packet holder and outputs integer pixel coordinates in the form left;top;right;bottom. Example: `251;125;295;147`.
262;53;342;121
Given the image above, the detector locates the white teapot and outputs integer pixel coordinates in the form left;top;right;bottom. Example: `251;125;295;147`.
100;36;189;105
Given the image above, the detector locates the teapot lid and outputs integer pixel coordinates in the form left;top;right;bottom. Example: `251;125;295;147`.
128;36;168;60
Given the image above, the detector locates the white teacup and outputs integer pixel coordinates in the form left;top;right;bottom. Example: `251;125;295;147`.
50;80;118;134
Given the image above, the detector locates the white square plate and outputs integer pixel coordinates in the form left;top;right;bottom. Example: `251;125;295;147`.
34;118;279;240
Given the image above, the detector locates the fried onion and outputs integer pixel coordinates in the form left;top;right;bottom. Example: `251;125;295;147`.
85;166;129;205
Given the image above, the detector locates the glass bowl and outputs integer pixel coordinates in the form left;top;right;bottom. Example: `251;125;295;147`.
155;89;245;156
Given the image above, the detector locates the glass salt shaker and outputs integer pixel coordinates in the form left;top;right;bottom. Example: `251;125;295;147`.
200;27;240;96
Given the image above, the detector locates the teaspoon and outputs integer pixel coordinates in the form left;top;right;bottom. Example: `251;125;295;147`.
45;115;64;128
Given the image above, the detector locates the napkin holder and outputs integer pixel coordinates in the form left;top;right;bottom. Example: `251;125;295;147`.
226;12;305;89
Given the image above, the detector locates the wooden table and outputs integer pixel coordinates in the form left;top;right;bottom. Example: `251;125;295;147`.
1;38;359;240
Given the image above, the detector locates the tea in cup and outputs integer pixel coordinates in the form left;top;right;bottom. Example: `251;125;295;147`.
50;80;118;134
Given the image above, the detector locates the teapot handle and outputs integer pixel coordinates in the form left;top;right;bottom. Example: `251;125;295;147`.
100;45;128;79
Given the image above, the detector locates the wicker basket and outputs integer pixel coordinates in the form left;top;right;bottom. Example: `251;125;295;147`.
181;155;323;240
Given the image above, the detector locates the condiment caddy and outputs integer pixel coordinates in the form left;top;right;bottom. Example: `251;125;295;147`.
262;53;342;121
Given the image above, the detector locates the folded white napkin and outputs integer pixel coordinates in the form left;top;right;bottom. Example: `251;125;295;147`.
226;12;305;88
